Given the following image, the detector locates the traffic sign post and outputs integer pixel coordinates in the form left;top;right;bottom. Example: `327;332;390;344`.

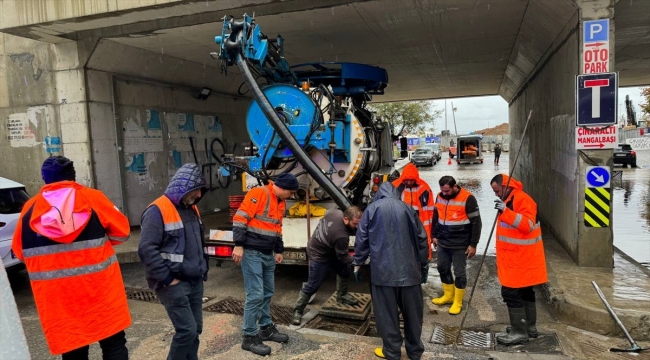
583;19;610;74
584;166;611;228
576;72;617;126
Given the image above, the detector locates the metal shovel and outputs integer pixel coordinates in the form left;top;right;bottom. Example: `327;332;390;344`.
591;281;648;353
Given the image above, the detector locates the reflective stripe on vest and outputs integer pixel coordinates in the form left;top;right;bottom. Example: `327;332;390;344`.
22;236;107;258
160;253;184;262
439;218;470;226
497;235;542;245
29;254;118;281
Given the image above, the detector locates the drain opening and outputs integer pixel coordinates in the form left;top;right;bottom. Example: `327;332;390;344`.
203;297;294;325
430;325;492;349
125;287;160;303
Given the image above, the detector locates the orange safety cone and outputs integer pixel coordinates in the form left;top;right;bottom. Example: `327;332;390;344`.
447;157;452;165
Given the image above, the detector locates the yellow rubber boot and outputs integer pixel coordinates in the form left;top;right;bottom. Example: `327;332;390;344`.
374;347;385;358
449;287;465;315
432;283;455;305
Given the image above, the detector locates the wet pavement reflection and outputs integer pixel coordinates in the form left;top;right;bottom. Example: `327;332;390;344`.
612;149;650;269
402;150;650;269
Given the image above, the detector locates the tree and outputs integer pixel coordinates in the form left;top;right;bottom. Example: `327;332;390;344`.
640;87;650;118
369;101;442;137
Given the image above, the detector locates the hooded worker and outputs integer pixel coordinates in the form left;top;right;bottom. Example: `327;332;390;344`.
490;174;547;346
12;156;131;357
353;182;429;360
392;163;435;259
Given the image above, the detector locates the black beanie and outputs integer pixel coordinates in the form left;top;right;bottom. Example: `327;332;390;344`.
41;156;76;184
273;173;299;191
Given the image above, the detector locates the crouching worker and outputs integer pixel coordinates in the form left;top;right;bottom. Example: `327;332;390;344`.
291;206;363;325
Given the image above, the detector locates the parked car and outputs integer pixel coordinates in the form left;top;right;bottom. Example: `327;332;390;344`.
418;143;442;161
411;148;437;166
0;177;30;271
613;144;636;168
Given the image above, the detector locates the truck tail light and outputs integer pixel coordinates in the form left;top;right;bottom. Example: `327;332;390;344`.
631;151;636;156
349;250;355;257
205;246;233;257
373;176;381;184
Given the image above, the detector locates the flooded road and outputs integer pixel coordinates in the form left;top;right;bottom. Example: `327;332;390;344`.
404;150;650;268
612;149;650;269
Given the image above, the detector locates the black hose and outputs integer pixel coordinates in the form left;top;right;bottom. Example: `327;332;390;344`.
235;53;351;210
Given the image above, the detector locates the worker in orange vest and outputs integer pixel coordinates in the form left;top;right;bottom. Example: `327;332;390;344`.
490;174;547;345
392;163;435;259
12;156;131;358
231;173;299;356
431;176;482;315
139;163;209;360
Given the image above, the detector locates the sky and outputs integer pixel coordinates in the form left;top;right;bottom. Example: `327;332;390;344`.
429;86;646;135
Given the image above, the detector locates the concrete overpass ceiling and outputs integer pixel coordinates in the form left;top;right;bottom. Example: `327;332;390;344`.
615;0;650;87
108;0;542;102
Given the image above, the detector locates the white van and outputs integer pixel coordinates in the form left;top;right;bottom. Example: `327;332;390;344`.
0;177;30;271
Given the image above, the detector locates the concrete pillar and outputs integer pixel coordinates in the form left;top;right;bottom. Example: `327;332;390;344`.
575;0;615;267
0;33;94;193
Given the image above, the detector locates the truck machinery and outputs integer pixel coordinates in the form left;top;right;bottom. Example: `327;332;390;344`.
204;14;397;265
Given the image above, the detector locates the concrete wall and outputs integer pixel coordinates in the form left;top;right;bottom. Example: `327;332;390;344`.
508;24;583;262
0;33;93;195
87;70;250;225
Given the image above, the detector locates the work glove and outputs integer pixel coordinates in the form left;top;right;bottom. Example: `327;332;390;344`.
353;266;362;283
494;198;506;211
420;266;429;284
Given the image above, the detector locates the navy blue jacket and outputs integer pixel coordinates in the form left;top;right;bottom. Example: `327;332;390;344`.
354;182;429;287
138;164;208;289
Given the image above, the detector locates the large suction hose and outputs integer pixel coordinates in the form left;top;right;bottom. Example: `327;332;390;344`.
235;53;352;210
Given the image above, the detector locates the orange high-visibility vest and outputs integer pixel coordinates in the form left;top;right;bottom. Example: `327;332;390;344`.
435;188;472;227
147;195;201;266
495;175;547;288
233;183;285;239
12;183;131;355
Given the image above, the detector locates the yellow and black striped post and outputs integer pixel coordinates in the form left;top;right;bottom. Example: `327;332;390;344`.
584;166;612;228
584;186;611;227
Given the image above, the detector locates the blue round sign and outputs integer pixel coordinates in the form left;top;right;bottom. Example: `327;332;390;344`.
586;167;610;187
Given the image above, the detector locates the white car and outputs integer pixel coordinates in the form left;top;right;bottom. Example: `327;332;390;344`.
0;177;30;271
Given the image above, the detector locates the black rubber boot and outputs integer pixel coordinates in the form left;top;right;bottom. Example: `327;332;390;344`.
336;275;359;306
259;323;289;343
505;301;538;338
242;334;272;356
497;307;529;345
292;291;310;325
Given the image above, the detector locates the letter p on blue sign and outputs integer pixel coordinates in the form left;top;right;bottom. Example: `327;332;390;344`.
584;19;609;42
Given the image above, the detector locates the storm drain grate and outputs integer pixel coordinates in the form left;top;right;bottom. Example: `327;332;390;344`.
203;297;294;325
304;315;379;337
125;287;160;303
319;292;372;321
430;325;492;349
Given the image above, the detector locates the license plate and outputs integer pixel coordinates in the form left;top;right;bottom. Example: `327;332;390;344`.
615;154;625;157
283;251;306;260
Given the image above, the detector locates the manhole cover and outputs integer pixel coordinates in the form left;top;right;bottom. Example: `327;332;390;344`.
125;287;160;303
430;326;492;349
203;297;294;325
495;333;563;354
319;292;372;321
304;315;378;337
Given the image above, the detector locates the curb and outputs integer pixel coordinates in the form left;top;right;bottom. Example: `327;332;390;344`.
542;277;650;341
116;251;141;264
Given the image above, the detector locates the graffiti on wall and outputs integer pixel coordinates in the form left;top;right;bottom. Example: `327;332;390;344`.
123;109;162;190
627;137;650;150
